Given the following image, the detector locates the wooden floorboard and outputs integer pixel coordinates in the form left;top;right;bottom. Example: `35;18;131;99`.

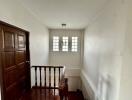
20;89;84;100
20;88;60;100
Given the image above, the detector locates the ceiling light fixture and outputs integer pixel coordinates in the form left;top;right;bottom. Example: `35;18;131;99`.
62;23;66;28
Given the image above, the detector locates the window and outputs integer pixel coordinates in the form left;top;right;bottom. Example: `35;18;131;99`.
62;37;69;52
72;37;78;52
53;36;59;51
51;36;79;52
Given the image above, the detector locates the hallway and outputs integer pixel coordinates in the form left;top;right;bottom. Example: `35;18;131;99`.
0;0;132;100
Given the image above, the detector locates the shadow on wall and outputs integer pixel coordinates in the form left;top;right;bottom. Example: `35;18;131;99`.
96;73;114;100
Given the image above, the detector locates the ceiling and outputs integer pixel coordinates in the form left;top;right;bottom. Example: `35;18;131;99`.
17;0;108;29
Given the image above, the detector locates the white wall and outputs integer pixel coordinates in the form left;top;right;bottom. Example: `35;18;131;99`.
0;0;49;98
49;29;84;91
81;0;127;100
49;29;83;69
119;0;132;100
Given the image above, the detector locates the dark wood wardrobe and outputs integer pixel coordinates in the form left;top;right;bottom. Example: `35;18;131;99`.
0;21;31;100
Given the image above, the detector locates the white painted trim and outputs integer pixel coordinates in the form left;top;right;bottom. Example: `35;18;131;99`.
81;70;97;99
81;70;96;93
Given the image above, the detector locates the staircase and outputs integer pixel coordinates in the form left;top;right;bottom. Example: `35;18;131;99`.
22;66;68;100
20;66;84;100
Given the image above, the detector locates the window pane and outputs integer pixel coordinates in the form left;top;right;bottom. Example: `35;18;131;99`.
72;37;78;52
53;36;59;51
62;36;68;51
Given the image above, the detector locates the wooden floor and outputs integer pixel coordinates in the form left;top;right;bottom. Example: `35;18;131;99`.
20;88;60;100
68;91;84;100
20;88;84;100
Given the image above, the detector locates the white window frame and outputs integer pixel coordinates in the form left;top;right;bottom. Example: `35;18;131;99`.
50;36;80;52
62;36;69;52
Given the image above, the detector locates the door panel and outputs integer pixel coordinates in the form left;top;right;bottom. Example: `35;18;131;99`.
18;62;26;77
15;51;26;64
4;52;15;68
4;31;15;51
17;33;26;50
15;32;26;50
5;67;17;87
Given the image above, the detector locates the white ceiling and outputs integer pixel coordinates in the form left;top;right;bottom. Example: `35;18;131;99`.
18;0;108;29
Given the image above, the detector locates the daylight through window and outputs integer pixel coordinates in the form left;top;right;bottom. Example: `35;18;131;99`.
62;37;69;51
53;36;59;51
52;36;79;52
72;37;78;52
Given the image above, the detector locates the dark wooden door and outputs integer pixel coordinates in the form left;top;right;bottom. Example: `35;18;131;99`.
0;21;31;100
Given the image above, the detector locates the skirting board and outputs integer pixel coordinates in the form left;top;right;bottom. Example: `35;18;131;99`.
81;70;96;100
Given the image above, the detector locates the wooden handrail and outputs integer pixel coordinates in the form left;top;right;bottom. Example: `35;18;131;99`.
31;66;68;100
32;66;64;68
